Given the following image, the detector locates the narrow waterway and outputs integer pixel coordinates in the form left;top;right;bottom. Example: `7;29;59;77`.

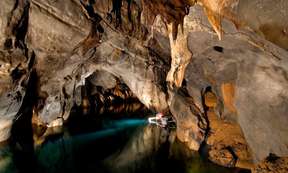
0;106;249;173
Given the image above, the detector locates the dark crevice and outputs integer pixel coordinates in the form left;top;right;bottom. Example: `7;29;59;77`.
80;0;102;24
172;22;179;40
202;86;212;113
213;46;224;53
62;87;70;100
111;0;123;27
225;146;238;167
14;2;29;52
77;0;104;53
28;51;36;70
127;0;132;22
198;86;212;157
266;153;280;163
4;38;13;50
147;47;170;94
10;64;26;83
10;69;38;173
61;100;67;118
61;86;71;117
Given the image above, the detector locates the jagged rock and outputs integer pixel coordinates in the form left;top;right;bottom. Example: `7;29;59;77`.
33;24;170;122
0;50;29;142
38;97;62;124
26;0;92;123
166;22;192;87
0;50;27;94
168;89;207;151
88;32;169;111
22;0;172;125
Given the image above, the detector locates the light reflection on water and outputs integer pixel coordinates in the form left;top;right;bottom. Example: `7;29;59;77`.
0;118;248;173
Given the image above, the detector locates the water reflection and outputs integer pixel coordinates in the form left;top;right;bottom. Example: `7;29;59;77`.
104;125;171;173
0;117;249;173
0;142;16;173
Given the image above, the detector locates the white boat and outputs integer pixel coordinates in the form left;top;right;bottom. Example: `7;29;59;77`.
148;113;176;129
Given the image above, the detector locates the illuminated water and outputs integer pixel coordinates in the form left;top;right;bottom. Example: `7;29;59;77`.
0;111;250;173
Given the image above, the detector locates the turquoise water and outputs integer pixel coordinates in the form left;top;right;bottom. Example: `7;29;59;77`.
0;116;249;173
102;119;147;129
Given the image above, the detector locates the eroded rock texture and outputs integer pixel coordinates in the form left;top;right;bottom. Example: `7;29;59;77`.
252;155;288;173
0;0;288;171
0;50;28;141
184;5;288;163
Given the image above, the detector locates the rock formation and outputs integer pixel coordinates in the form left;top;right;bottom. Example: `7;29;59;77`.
0;0;288;172
252;155;288;173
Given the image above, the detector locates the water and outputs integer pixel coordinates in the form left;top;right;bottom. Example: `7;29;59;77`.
0;111;249;173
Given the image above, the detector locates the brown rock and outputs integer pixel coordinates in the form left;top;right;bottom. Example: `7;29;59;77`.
168;89;207;151
252;156;288;173
28;0;90;53
221;82;236;114
0;50;31;142
206;109;253;168
0;0;16;47
204;91;217;108
166;22;192;87
184;4;288;162
208;146;235;167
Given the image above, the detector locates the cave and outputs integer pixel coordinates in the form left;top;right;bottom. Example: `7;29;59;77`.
0;0;287;173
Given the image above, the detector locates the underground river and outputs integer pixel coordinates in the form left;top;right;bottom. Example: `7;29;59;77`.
0;103;250;173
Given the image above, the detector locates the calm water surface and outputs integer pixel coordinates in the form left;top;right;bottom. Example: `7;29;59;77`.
0;109;249;173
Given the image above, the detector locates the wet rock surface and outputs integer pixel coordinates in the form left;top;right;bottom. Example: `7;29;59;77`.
0;0;287;172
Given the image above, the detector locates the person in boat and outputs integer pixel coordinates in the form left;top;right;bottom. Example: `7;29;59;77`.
148;112;175;128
